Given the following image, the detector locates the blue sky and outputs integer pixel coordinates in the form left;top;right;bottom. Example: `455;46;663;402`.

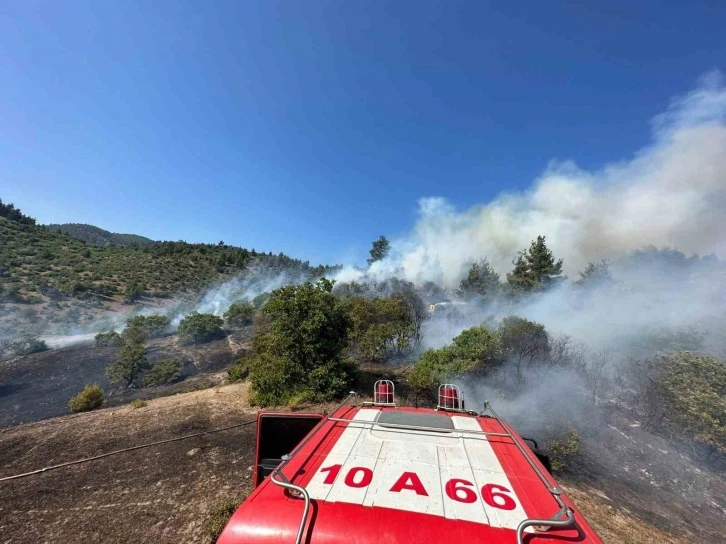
1;1;724;266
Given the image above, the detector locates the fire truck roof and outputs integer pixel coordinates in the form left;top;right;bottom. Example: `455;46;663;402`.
218;399;603;544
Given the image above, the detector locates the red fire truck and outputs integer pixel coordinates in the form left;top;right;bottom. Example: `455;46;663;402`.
218;382;603;544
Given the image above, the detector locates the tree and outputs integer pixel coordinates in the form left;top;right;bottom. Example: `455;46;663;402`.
575;260;614;288
223;301;255;328
95;331;123;347
457;259;501;301
142;359;182;387
106;345;150;388
498;316;550;376
126;315;171;338
178;312;224;344
346;296;414;364
506;236;564;294
121;326;149;347
367;236;390;266
658;352;725;456
249;278;352;405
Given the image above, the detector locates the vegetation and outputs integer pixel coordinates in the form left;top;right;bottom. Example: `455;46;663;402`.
458;259;501;301
409;326;499;396
346;296;414;364
106;345;150;388
95;331;124;347
223;301;255;328
0;335;48;356
575;260;614;288
547;429;581;472
68;384;105;413
248;279;353;405
227;359;249;383
121;326;149;347
0;211;339;309
126;314;171;338
367;235;390;265
178;312;224;344
131;399;148;409
142;359;182;387
202;499;239;544
498;316;550;371
47;223;153;246
506;235;564;293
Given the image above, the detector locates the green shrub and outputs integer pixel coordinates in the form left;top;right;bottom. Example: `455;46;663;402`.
95;331;123;347
547;429;581;472
126;314;171;338
249;279;352;406
106;345;150;388
498;316;550;366
6;335;48;356
131;399;147;409
223;301;255;328
69;384;105;413
202;499;239;544
121;325;149;346
346;296;414;364
227;359;249;383
178;312;224;344
142;359;182;387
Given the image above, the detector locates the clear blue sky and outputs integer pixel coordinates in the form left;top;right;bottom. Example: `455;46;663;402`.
1;1;724;265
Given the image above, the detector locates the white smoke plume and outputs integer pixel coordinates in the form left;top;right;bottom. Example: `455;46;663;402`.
349;71;726;287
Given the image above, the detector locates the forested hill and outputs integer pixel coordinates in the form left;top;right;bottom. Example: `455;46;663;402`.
0;202;338;304
46;223;154;247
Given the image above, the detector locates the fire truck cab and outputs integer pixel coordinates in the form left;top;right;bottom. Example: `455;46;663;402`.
218;382;603;544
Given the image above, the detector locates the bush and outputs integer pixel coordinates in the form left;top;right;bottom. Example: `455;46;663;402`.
227;359;249;383
131;399;148;409
126;314;171;338
249;279;352;405
178;312;224;344
408;325;499;398
6;335;48;356
547;429;581;472
658;352;725;455
346;296;414;364
202;499;239;544
498;316;550;370
121;325;149;346
95;331;123;347
142;359;182;387
69;384;105;413
223;301;255;328
106;345;150;388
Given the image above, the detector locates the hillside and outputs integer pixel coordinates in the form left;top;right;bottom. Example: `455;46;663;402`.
0;213;338;307
46;223;154;247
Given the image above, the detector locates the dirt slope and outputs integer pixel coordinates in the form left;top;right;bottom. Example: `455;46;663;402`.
0;382;700;544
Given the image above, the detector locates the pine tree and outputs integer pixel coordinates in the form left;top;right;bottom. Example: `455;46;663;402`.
367;236;390;266
457;259;501;300
506;236;564;293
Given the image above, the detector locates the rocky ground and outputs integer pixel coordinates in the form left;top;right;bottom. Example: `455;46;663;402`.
2;381;722;543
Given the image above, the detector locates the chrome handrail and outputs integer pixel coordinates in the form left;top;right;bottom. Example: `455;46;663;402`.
483;402;577;542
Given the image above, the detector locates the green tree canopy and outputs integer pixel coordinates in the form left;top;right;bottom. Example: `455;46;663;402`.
106;345;150;388
367;236;390;266
346;296;414;364
126;314;171;338
178;312;225;344
506;236;564;293
249;278;352;405
575;260;614;289
457;259;501;301
223;301;255;328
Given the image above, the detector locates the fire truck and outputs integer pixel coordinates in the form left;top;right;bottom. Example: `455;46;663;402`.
218;382;603;544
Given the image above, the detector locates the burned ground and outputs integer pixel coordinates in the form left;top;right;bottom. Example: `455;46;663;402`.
0;332;250;428
1;382;722;543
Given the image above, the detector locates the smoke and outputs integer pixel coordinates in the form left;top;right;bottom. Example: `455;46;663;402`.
346;71;726;288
